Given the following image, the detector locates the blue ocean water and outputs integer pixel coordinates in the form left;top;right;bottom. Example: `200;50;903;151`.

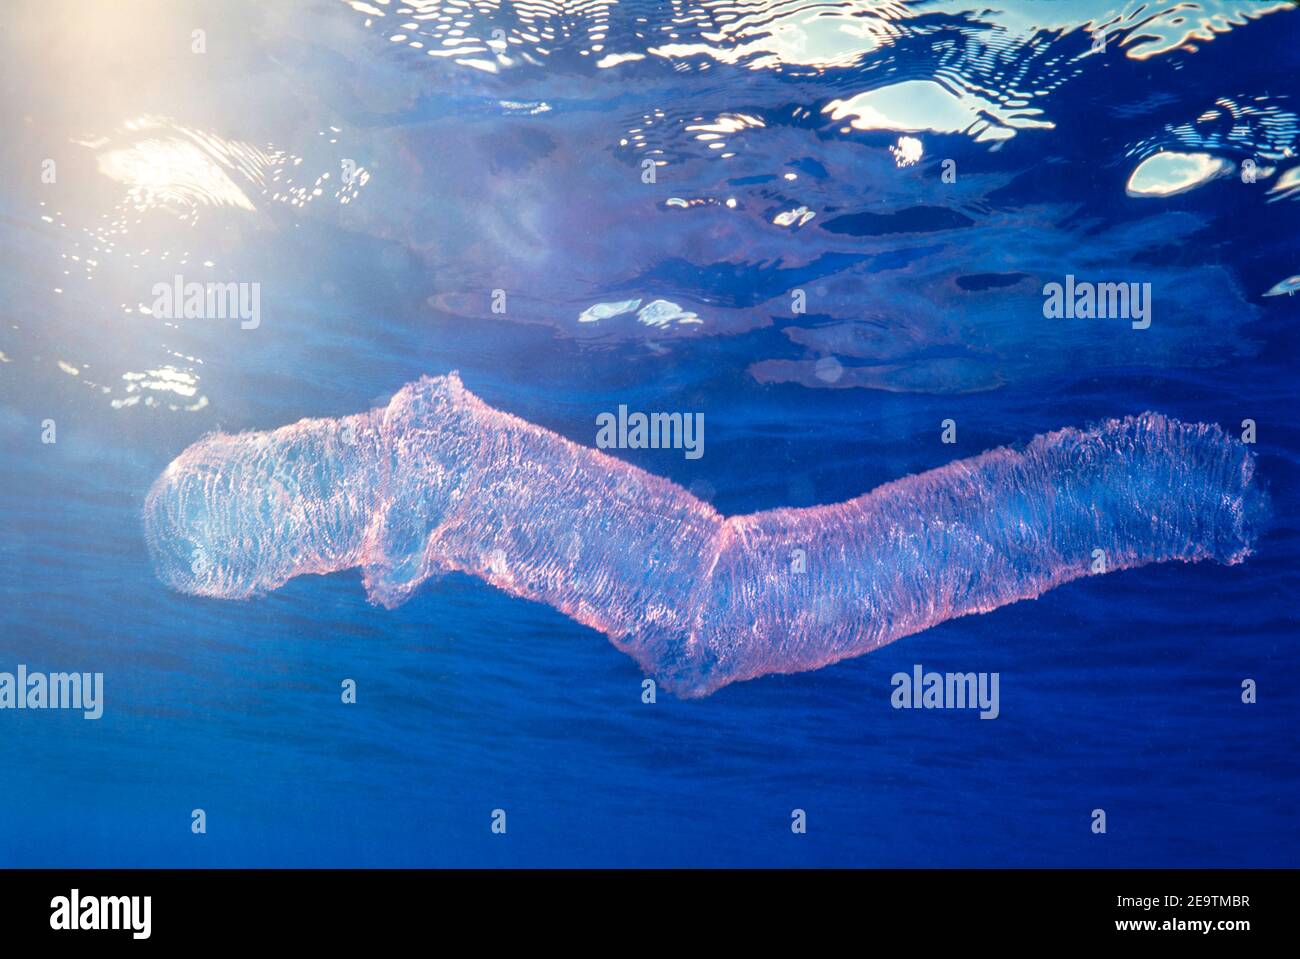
1;0;1298;866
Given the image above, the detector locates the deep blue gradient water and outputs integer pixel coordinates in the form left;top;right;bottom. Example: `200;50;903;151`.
1;0;1298;866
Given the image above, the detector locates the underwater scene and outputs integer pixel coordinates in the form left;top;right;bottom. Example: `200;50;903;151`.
1;0;1297;866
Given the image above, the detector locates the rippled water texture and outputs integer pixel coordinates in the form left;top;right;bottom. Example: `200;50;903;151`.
4;1;1298;406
